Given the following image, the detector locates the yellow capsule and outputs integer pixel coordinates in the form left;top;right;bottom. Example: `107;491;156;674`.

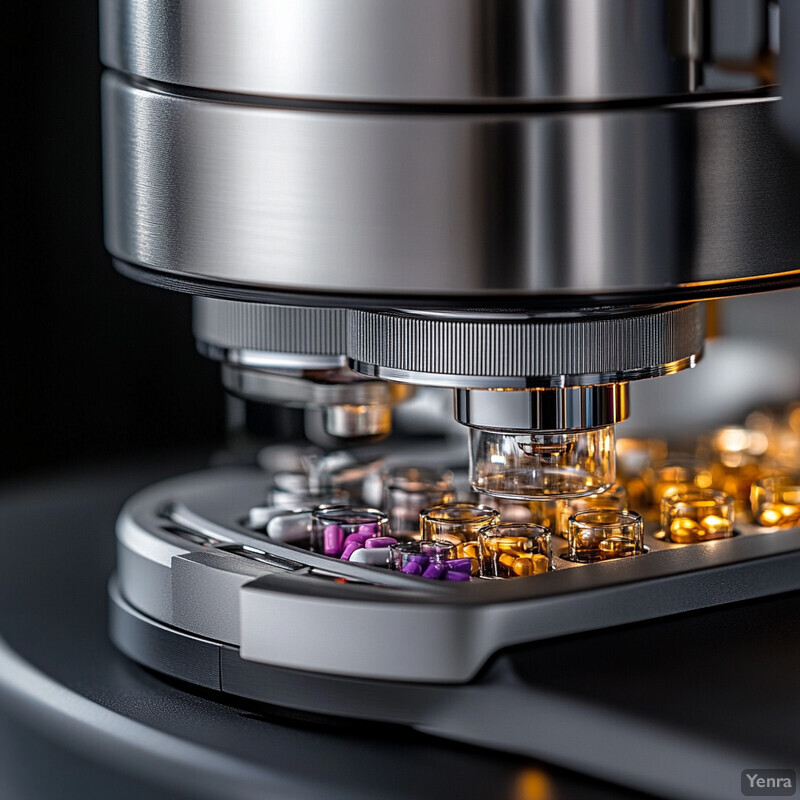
532;554;550;574
597;537;626;555
779;503;800;519
512;557;534;576
700;514;731;536
758;505;783;527
669;517;702;543
459;541;480;559
497;537;529;553
468;557;480;575
498;553;517;569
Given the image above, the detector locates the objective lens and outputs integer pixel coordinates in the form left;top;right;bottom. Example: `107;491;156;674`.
469;426;615;500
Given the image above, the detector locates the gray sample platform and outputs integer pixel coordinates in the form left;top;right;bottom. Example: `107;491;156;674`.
1;457;799;800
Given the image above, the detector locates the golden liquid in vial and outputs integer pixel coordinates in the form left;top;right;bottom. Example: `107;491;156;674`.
572;528;640;561
662;493;734;543
484;536;550;578
756;502;800;528
567;509;643;563
420;503;500;544
751;477;800;528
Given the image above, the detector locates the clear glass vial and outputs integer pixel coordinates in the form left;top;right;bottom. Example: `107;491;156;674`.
554;482;629;538
269;471;350;508
615;437;667;511
470;427;616;500
651;455;713;513
661;490;735;543
310;506;389;558
387;539;463;580
751;475;800;528
700;426;768;520
478;522;552;579
477;494;558;529
567;509;644;562
419;502;500;545
382;465;456;540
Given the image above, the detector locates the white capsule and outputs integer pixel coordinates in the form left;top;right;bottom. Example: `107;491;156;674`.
348;546;391;566
266;511;313;542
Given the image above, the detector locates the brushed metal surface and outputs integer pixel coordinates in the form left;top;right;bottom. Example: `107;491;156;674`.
103;74;800;299
100;0;709;103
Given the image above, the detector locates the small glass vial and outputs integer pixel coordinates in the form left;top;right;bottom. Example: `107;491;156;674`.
651;456;714;514
420;502;500;545
388;540;467;580
568;509;644;563
700;426;768;520
615;437;667;511
751;476;800;528
478;522;552;579
311;506;390;560
554;482;629;538
661;490;735;543
269;471;350;508
382;466;456;540
469;426;616;500
477;494;558;529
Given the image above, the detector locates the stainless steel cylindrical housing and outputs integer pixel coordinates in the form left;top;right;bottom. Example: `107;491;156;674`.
101;0;799;415
103;75;800;303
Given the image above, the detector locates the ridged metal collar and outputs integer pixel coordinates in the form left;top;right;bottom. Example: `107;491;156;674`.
348;304;705;388
195;299;705;388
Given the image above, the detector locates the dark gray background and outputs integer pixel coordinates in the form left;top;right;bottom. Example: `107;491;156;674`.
2;2;224;482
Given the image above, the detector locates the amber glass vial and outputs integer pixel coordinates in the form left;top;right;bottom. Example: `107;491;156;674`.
751;476;800;528
661;490;734;543
420;503;500;544
567;509;644;562
478;522;552;578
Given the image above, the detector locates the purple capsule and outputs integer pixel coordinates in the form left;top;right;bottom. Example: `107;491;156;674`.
407;554;430;568
340;541;364;561
401;560;424;575
357;523;380;537
444;569;471;582
365;536;397;549
323;524;345;556
422;561;447;579
446;558;473;574
342;532;371;549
